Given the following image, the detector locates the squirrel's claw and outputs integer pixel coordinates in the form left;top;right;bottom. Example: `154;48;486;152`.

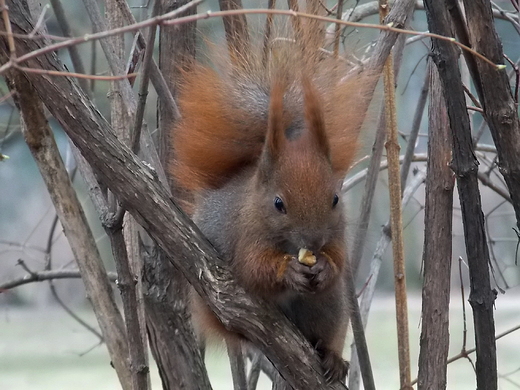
317;346;349;384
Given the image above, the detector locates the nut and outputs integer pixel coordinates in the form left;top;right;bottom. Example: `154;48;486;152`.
298;248;317;266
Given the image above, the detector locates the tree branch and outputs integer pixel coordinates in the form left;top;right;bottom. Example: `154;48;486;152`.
423;1;498;388
417;61;454;390
0;269;118;291
150;0;210;388
0;2;346;388
460;0;520;232
3;56;132;390
48;0;90;94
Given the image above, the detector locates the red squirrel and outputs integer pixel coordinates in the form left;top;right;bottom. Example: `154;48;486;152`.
172;27;375;384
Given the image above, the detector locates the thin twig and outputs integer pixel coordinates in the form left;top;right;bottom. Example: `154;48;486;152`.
491;1;520;35
261;0;276;64
49;279;105;340
0;0;16;59
131;0;160;154
27;3;49;38
484;199;510;292
411;323;520;386
89;39;97;92
0;239;46;253
357;168;427;384
504;53;519;104
83;0;138;118
463;84;482;109
17;65;137;80
467;105;484;113
0;0;202;75
381;0;411;386
347;99;386;390
0;269;117;292
49;0;90;93
343;153;428;193
347;264;376;390
477;170;512;203
400;68;429;189
0;5;504;77
333;0;345;58
165;10;507;70
41;166;107;342
113;0;180;121
125;33;143;88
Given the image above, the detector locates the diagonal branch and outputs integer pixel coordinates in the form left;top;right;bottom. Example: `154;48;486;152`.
0;2;346;388
5;60;132;390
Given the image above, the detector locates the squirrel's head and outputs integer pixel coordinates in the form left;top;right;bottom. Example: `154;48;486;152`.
253;75;346;255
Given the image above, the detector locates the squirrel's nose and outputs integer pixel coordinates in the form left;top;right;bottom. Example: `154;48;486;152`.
300;235;326;254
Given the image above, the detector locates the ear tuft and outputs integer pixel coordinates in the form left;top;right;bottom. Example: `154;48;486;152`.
265;75;287;162
302;76;330;160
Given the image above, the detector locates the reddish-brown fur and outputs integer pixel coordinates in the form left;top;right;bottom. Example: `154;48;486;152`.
173;54;376;193
174;65;265;191
171;30;377;384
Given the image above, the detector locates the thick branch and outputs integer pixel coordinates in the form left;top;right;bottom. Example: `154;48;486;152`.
417;61;454;390
460;0;520;231
0;2;343;388
423;1;498;389
142;247;213;390
146;0;211;388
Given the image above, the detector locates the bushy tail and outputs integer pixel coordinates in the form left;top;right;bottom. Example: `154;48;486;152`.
171;27;379;193
172;64;268;191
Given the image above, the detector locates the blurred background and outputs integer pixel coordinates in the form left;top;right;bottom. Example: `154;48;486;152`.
1;0;519;389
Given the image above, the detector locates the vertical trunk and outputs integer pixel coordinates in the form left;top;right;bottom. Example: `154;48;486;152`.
142;1;211;389
423;1;498;389
459;0;520;232
104;3;150;390
417;62;454;390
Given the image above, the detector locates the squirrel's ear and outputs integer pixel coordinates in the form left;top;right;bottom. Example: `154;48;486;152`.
265;76;287;161
303;76;330;159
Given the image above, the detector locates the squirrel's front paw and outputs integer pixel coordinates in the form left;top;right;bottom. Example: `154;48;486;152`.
282;256;316;293
306;252;339;292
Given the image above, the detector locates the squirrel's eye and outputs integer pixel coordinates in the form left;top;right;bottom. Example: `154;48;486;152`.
274;196;286;214
332;194;339;208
